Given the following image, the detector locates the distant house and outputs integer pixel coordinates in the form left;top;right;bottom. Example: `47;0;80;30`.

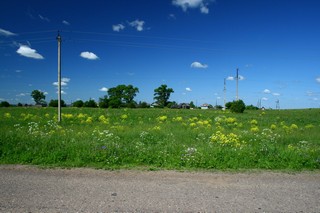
150;102;160;108
179;103;190;109
201;103;209;110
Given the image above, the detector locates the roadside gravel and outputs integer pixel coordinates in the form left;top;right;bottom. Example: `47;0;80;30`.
0;165;319;212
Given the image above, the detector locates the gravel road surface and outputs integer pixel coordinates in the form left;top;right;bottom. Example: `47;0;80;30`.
0;165;319;212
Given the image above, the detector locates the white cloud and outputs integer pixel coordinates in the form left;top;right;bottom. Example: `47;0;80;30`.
168;14;176;20
0;28;17;37
16;93;27;97
272;92;280;96
226;75;244;81
99;87;109;92
172;0;211;14
62;20;70;25
61;77;70;83
15;70;22;73
263;89;271;94
316;77;320;83
186;87;192;92
56;90;67;95
262;97;268;101
53;81;67;86
80;51;99;60
129;19;145;31
191;61;208;69
238;75;245;80
226;76;234;81
39;14;50;22
16;45;44;59
112;24;125;32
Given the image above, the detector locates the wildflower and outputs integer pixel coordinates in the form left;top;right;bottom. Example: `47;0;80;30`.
250;126;259;133
4;113;11;118
290;124;298;130
189;122;197;127
86;117;93;123
250;119;258;125
152;126;161;131
99;115;109;124
173;116;183;122
270;124;277;130
226;117;236;124
305;124;314;129
77;113;87;119
157;115;167;122
121;114;128;120
62;113;73;119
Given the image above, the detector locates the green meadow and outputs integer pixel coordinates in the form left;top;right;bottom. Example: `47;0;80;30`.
0;107;319;170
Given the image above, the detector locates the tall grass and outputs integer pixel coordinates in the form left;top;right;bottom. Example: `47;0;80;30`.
0;107;319;170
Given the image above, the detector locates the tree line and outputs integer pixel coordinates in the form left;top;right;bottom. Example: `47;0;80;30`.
1;84;255;113
27;84;176;109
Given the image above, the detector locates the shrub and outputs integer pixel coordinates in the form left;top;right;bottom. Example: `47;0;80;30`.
230;100;246;113
73;100;84;108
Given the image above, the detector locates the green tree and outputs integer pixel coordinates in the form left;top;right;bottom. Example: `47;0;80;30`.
107;84;139;108
225;101;233;109
72;100;84;108
0;101;10;107
230;99;246;113
154;84;174;107
31;90;46;105
49;99;66;107
99;96;109;108
84;99;98;108
246;104;259;110
189;101;196;109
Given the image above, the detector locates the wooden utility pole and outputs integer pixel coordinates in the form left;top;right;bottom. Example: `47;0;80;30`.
223;78;226;110
236;68;239;101
57;32;62;122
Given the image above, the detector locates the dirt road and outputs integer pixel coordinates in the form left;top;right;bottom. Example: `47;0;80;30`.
0;165;319;212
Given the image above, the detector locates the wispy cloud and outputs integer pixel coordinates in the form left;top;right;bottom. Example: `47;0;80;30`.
263;89;271;94
262;97;268;101
191;61;208;69
129;19;145;31
172;0;211;14
53;81;67;86
112;24;125;32
316;77;320;83
39;14;50;22
62;20;70;25
53;77;70;87
186;87;192;92
0;28;17;37
16;93;27;97
272;92;280;96
61;77;70;83
80;51;99;60
168;14;177;20
226;75;245;81
16;45;44;59
99;87;109;92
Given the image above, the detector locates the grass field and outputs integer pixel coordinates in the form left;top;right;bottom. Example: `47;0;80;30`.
0;107;319;170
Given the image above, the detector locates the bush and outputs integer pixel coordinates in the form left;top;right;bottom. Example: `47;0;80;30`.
0;101;10;107
230;100;246;113
49;99;66;107
84;99;98;108
73;100;84;108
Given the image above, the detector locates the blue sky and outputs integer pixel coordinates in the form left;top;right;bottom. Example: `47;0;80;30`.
1;0;320;109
